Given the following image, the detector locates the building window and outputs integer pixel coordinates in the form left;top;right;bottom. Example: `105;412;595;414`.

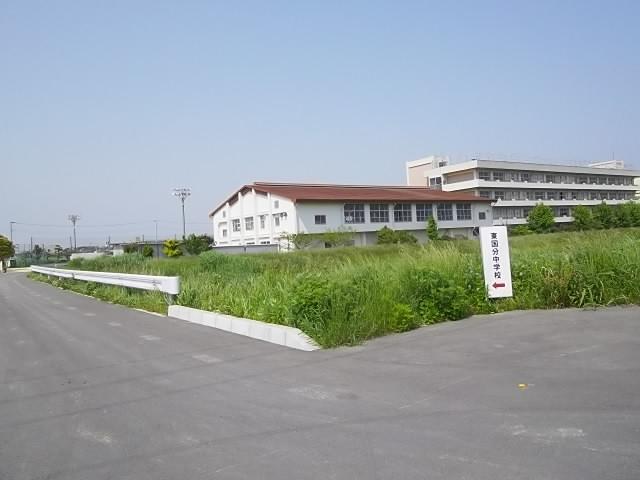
493;171;504;182
222;211;226;218
547;192;556;200
559;207;570;217
245;217;254;231
437;203;453;221
416;203;433;222
429;177;442;187
222;229;228;238
344;204;365;224
534;191;544;201
479;170;491;181
494;191;505;200
393;204;412;222
232;219;241;232
274;200;280;209
521;172;530;182
479;191;491;198
369;204;389;223
315;215;327;225
260;215;266;229
456;203;472;220
274;214;280;227
479;212;486;220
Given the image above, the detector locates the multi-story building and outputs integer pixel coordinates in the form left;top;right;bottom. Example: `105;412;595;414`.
209;182;493;247
406;156;640;225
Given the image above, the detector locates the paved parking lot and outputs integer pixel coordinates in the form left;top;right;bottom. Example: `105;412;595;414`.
1;273;639;479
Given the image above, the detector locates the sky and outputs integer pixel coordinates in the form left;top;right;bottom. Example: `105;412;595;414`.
1;0;639;248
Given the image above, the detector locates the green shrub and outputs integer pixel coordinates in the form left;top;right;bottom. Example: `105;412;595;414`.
527;203;554;233
377;227;418;245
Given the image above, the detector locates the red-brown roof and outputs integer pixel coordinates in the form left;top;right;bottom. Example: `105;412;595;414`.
209;182;490;217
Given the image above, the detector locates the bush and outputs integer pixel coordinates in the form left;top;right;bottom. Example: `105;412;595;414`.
510;225;531;236
163;239;183;257
142;245;154;258
377;226;418;245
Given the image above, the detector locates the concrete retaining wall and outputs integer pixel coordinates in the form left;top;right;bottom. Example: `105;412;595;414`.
167;305;320;351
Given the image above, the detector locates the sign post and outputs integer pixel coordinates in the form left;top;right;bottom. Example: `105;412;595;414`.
479;226;513;298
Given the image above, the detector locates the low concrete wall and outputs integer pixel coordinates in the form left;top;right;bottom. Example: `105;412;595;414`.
213;244;279;255
168;305;319;351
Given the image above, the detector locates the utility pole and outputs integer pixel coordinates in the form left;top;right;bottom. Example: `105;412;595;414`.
172;188;191;239
9;221;15;243
154;220;159;258
68;214;80;251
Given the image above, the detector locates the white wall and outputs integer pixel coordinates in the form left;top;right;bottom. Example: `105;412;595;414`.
212;189;297;246
295;201;492;237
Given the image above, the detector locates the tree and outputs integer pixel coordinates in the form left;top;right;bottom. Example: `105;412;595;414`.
0;235;15;272
182;234;213;255
572;205;593;231
614;203;634;228
426;216;439;241
54;245;64;261
163;239;183;258
593;202;615;229
123;243;139;254
142;244;154;258
32;244;44;258
527;203;554;233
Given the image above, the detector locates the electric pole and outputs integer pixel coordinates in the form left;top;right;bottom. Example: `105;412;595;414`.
68;214;80;251
172;188;191;239
9;221;15;243
154;220;159;258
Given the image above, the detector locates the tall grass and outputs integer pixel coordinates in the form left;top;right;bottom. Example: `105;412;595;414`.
31;228;640;347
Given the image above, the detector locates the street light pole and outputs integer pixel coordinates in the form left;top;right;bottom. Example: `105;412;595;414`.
9;221;15;243
68;215;80;251
172;188;191;239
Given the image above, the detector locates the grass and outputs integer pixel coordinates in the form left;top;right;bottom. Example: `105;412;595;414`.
30;228;640;347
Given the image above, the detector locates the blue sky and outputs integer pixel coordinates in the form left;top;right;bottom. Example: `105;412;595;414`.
1;0;639;246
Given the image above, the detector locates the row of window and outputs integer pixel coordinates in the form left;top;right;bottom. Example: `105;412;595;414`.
493;205;601;220
343;203;474;223
222;214;284;237
477;170;634;185
479;190;635;201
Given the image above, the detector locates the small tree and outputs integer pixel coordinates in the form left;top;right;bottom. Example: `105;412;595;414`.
593;202;615;229
426;216;439;241
163;239;183;258
527;203;554;233
123;243;139;254
287;233;315;250
183;234;213;255
0;235;15;272
142;244;154;258
32;244;44;258
572;205;593;231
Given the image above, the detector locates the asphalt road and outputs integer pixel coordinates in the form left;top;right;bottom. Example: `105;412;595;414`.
1;272;639;480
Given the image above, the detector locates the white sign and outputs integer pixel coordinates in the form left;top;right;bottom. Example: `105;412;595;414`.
479;226;513;298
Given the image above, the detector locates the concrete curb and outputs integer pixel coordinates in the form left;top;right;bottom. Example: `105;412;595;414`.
167;305;320;352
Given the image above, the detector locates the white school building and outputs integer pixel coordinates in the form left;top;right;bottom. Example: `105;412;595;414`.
209;182;493;248
406;156;640;225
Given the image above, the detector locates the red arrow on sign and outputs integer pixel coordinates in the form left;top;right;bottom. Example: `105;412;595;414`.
492;282;506;288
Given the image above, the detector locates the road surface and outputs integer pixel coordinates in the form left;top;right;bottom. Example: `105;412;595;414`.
1;272;639;479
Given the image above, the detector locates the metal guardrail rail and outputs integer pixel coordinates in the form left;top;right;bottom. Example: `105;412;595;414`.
30;266;180;295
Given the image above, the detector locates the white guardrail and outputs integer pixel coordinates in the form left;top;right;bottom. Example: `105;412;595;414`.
30;266;180;295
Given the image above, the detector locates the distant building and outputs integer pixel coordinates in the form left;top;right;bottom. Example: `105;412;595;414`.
209;182;493;248
406;156;640;225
